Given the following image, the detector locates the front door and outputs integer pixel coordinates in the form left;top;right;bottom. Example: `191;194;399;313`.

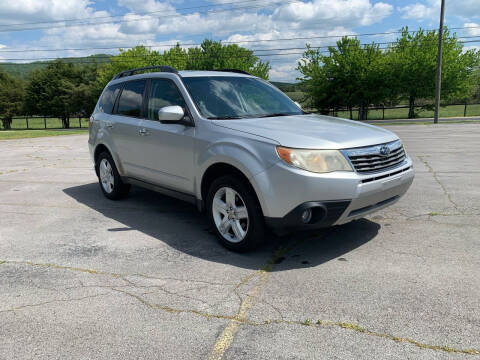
134;78;195;194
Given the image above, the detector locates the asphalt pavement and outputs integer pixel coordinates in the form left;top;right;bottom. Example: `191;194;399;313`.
0;124;479;359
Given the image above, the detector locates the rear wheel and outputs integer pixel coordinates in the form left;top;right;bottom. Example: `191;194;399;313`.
96;152;130;200
207;176;265;251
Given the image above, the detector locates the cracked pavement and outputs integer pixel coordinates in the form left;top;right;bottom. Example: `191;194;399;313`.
0;124;479;359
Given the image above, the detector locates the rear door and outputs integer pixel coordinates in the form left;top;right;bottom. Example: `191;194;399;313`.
109;79;146;176
133;77;196;194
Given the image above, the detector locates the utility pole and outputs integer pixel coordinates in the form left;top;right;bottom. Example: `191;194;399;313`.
434;0;446;124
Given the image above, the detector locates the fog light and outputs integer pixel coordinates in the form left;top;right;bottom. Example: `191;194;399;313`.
301;209;312;223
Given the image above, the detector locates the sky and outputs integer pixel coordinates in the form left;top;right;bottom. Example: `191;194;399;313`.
0;0;479;81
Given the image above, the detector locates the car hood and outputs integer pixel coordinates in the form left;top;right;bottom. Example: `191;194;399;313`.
212;114;398;149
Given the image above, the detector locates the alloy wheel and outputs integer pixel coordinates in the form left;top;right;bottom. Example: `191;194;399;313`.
99;158;114;194
212;186;249;243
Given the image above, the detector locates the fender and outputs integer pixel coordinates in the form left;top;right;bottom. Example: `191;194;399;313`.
195;137;280;216
93;137;125;176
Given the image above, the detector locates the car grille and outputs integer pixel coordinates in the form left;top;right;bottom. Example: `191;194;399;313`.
344;140;406;173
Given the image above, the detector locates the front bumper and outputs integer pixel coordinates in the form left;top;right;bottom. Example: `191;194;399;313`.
255;158;414;230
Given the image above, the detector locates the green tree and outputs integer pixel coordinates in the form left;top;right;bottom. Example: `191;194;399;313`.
24;60;87;128
68;65;101;117
96;40;271;90
0;71;24;129
96;46;164;88
471;69;480;103
186;40;270;79
391;27;479;118
297;37;391;119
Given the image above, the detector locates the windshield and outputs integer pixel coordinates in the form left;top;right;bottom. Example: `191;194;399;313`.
182;76;304;119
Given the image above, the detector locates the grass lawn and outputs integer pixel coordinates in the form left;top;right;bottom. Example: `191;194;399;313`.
335;104;480;120
0;129;88;140
375;120;480;126
9;117;90;129
285;91;480;120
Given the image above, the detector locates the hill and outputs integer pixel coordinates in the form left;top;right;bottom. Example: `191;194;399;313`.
0;54;111;78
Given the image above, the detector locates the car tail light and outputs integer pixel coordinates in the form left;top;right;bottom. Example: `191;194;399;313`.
89;116;94;128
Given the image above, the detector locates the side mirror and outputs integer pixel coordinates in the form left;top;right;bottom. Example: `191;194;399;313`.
158;106;184;122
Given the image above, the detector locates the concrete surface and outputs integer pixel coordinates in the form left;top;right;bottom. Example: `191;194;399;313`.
0;124;479;359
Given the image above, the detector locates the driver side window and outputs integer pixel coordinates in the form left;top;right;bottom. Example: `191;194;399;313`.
147;79;186;120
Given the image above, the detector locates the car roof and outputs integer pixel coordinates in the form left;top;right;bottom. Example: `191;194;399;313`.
178;70;255;78
107;70;256;87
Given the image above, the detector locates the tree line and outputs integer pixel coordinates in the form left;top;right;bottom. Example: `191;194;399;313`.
297;27;480;119
0;40;270;129
0;30;479;129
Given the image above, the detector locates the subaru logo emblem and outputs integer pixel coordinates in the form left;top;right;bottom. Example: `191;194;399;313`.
379;145;391;157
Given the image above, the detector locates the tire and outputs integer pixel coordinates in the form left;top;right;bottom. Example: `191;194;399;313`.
206;175;265;252
96;151;130;200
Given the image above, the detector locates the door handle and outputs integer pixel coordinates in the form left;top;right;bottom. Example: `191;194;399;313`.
105;121;113;128
139;128;150;136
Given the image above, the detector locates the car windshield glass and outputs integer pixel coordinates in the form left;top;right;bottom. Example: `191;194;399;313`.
182;76;303;119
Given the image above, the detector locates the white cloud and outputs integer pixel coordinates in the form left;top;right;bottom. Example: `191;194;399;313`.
0;0;96;25
399;0;480;21
448;0;480;19
273;0;392;27
398;2;436;20
0;0;395;81
269;62;301;82
117;0;175;13
464;22;480;36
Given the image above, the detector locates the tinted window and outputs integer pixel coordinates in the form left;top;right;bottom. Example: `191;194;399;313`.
98;83;122;114
147;79;186;120
182;76;302;119
117;80;146;117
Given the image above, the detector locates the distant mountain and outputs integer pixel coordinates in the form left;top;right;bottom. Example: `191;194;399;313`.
271;81;302;92
0;54;112;78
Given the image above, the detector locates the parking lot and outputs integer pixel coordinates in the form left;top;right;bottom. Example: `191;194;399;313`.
0;124;479;359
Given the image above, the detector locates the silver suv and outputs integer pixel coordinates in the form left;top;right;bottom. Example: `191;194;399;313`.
89;66;414;251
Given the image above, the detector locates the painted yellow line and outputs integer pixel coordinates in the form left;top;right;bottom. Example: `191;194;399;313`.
208;271;269;360
207;245;300;360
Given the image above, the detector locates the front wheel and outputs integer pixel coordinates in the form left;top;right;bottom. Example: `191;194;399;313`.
207;176;265;252
96;152;130;200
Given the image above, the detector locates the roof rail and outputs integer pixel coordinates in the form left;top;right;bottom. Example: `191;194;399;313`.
112;65;178;80
215;69;252;76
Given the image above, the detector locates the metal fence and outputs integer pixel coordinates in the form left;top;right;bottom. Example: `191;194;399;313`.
2;102;480;130
321;103;480;120
2;116;89;130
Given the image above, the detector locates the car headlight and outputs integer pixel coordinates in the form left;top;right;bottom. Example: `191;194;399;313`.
276;146;353;173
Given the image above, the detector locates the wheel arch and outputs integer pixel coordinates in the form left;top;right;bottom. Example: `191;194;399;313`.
199;162;266;216
93;143;125;176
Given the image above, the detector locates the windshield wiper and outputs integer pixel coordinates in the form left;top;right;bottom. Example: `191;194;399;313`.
207;116;244;120
256;113;296;118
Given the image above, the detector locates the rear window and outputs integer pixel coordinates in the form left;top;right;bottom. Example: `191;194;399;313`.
117;80;146;117
98;83;122;114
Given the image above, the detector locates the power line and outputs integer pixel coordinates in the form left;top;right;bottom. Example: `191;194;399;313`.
1;38;479;62
2;25;479;54
0;0;269;28
0;0;299;33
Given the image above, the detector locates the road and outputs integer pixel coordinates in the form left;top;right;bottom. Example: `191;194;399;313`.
0;124;479;359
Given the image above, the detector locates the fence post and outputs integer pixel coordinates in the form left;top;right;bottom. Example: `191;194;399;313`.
382;105;385;120
26;116;29;129
464;103;467;117
44;116;47;129
79;116;81;128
